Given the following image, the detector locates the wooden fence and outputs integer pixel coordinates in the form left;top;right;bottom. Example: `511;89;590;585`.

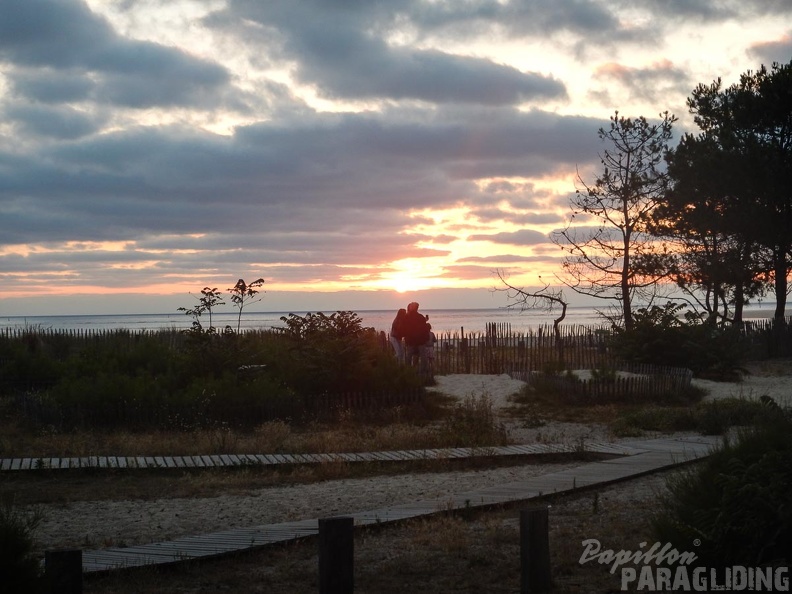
510;363;694;402
16;387;426;430
427;323;613;376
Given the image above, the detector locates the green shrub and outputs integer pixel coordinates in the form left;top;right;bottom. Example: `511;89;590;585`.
609;302;746;379
269;312;423;396
652;406;792;567
611;397;770;437
0;497;44;593
6;316;423;430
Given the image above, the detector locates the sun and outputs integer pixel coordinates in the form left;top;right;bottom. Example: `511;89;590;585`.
391;274;432;293
382;259;446;294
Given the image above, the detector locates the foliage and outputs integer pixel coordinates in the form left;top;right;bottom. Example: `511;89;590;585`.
177;287;225;334
653;403;792;567
0;497;44;593
608;302;746;379
1;312;423;430
611;397;769;437
272;311;423;396
553;111;677;329
656;60;792;323
228;278;265;334
436;394;511;447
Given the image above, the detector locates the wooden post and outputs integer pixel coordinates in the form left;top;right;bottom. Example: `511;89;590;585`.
520;508;551;593
45;549;82;594
318;516;354;594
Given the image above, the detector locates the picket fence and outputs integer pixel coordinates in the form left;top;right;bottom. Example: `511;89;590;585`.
16;388;426;430
422;322;613;376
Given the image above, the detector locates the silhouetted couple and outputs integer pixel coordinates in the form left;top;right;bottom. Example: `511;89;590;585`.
390;302;434;378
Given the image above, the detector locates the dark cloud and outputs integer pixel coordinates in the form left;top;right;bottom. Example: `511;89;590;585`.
620;0;792;21
5;104;103;139
214;0;567;105
468;229;549;245
0;0;230;108
593;60;693;106
457;254;537;263
8;70;95;104
0;108;602;247
748;34;792;65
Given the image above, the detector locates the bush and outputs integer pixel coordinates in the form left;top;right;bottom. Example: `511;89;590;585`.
611;397;768;437
437;394;511;447
5;314;424;430
0;497;44;593
652;404;792;567
269;312;423;396
609;302;746;379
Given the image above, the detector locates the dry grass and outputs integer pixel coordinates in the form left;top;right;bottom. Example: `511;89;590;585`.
0;393;473;459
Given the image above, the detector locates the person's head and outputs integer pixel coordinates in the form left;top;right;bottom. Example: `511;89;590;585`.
397;308;406;317
407;302;419;313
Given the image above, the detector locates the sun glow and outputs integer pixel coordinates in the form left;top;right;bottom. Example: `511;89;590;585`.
382;258;448;293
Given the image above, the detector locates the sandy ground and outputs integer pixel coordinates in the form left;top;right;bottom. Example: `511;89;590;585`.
28;363;792;554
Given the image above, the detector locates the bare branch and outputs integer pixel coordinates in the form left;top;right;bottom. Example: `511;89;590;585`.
494;269;568;340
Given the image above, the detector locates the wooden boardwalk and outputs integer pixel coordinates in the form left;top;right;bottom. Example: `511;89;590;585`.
0;441;644;473
67;435;719;573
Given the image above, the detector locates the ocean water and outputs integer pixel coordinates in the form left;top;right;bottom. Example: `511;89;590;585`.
0;306;604;336
1;302;781;336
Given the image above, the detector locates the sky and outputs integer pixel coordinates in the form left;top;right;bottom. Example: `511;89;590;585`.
1;0;791;316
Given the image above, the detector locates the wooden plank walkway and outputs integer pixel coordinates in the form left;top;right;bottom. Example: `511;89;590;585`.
0;442;647;473
79;435;720;573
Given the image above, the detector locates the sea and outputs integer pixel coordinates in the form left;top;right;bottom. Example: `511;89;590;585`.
0;302;782;336
0;307;606;336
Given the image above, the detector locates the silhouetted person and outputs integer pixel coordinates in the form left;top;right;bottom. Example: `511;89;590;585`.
389;308;406;363
402;302;430;377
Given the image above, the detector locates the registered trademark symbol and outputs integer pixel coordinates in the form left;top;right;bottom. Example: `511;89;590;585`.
693;539;701;546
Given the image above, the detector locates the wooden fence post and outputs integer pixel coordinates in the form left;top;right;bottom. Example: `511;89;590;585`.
45;548;82;594
520;507;551;594
318;516;354;594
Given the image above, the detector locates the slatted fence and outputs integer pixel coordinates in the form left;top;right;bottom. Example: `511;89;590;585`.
428;323;613;376
510;363;694;402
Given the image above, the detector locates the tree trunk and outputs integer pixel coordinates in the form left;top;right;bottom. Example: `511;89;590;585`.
733;284;744;327
774;248;788;321
622;220;633;330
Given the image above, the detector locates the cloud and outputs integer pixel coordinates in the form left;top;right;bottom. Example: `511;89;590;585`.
593;60;693;106
5;104;103;139
212;1;567;105
624;0;792;21
468;229;549;245
748;33;792;65
0;107;601;247
0;0;230;109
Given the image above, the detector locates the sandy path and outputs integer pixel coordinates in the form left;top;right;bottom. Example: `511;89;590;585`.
32;461;580;552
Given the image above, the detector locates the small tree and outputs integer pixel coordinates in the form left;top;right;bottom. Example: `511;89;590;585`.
553;111;676;330
228;278;265;333
496;271;569;365
177;287;225;333
496;271;567;338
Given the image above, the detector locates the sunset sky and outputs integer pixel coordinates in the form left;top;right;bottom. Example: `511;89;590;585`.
1;0;790;316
